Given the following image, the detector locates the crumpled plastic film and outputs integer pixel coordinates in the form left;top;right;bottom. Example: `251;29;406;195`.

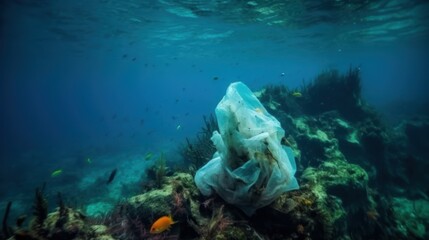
195;82;299;216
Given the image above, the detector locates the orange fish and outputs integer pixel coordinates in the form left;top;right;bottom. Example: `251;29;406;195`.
150;215;176;234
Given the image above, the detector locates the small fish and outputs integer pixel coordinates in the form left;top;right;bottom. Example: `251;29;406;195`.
212;76;219;80
292;92;302;97
87;158;92;164
144;152;153;160
51;169;63;177
176;124;181;130
107;169;117;184
150;215;176;234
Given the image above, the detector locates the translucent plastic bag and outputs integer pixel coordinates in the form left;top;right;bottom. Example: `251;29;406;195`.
195;82;299;215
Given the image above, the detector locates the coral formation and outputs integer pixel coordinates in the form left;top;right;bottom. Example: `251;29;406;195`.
251;68;429;239
3;68;428;240
4;191;114;240
107;69;427;239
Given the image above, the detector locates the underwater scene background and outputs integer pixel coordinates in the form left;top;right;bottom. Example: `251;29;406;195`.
0;0;428;239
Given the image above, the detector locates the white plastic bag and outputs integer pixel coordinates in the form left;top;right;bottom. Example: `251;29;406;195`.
195;82;299;215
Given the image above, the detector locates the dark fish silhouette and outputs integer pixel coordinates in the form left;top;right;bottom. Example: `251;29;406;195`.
107;169;118;184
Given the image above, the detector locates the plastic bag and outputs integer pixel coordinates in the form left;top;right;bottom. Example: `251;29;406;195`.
195;82;299;215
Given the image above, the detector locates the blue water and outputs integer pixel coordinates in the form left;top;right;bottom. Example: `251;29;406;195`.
0;0;428;224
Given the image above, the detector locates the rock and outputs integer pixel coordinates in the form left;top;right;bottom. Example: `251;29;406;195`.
391;197;429;238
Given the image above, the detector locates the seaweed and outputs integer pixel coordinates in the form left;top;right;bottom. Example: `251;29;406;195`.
55;192;68;228
189;205;232;240
147;153;168;188
302;67;365;122
1;201;13;239
155;152;167;188
180;115;218;170
31;186;48;236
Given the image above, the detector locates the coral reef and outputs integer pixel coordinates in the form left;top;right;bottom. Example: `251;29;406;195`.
3;68;428;240
252;68;429;239
391;197;429;238
2;187;114;240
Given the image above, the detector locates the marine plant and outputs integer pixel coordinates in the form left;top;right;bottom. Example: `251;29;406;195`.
172;191;186;216
180;115;218;171
145;152;169;189
55;192;68;229
258;84;303;117
302;67;365;121
155;153;167;188
190;205;233;240
105;209;147;239
1;201;13;239
30;186;48;236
